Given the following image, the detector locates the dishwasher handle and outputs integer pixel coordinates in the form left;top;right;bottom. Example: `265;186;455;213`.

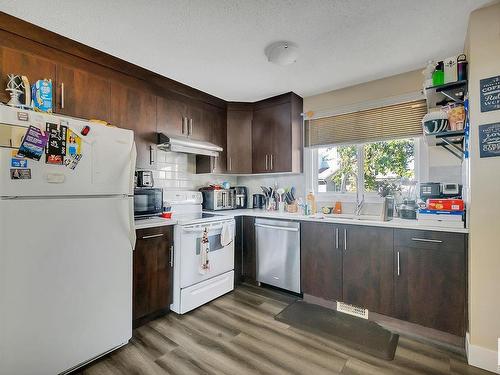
255;223;299;232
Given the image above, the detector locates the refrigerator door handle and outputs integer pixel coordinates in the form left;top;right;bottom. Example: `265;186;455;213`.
129;142;137;195
128;197;136;250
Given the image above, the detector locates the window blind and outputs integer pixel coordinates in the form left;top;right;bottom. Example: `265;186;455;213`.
305;99;427;147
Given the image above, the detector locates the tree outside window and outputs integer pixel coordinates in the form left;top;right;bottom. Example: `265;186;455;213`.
317;138;415;195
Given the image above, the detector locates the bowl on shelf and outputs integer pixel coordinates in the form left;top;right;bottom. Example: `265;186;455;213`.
422;111;449;134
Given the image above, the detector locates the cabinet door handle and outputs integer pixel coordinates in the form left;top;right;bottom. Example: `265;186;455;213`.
181;117;186;134
61;82;65;109
411;237;443;243
229;157;232;171
170;245;174;267
189;118;193;135
265;154;268;170
149;145;155;164
344;228;347;251
141;233;164;239
270;154;273;170
335;227;339;249
397;251;401;276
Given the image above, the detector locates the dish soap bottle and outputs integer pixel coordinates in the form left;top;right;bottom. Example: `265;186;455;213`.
306;191;317;215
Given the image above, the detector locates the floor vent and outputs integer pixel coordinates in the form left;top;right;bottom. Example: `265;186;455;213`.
336;301;369;319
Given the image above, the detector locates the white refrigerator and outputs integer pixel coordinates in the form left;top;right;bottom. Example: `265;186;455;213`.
0;105;136;375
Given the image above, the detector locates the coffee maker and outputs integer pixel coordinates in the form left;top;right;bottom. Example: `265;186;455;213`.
234;186;248;209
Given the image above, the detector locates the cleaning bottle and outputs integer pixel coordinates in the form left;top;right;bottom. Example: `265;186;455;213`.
306;191;317;215
432;61;444;86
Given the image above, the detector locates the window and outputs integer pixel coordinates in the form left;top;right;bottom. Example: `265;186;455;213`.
314;138;416;196
317;145;358;193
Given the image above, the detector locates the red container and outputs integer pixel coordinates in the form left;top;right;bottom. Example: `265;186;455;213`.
427;199;464;211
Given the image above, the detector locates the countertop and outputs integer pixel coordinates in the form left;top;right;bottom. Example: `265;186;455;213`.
203;208;469;234
134;217;177;230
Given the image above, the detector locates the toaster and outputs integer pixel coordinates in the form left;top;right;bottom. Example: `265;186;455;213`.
200;188;236;210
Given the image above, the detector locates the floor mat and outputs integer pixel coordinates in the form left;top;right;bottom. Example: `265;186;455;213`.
275;300;399;360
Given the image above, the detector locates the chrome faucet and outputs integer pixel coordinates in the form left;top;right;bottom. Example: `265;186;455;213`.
355;194;365;216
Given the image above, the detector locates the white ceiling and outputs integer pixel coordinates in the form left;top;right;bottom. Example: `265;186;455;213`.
0;0;490;101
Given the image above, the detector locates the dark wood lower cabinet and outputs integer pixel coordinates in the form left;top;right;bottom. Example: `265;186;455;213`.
241;216;257;283
299;221;467;337
394;229;466;336
301;222;343;301
342;225;394;316
234;216;243;285
133;226;173;327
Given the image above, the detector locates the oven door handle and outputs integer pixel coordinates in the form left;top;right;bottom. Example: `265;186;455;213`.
182;225;225;233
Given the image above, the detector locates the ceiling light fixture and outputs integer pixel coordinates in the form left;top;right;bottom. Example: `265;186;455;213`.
265;41;298;66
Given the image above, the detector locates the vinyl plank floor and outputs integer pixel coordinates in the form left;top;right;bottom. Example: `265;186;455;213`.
80;285;494;375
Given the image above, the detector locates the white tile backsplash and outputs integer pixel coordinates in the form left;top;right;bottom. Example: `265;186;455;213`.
237;174;305;207
144;150;237;192
145;145;462;203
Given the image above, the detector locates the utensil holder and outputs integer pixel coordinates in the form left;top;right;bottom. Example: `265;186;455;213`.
286;201;298;213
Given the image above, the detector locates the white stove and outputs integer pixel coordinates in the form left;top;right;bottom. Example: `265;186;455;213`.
165;190;232;224
165;191;235;314
174;212;228;226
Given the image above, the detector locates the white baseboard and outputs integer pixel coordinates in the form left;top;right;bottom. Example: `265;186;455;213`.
466;332;499;374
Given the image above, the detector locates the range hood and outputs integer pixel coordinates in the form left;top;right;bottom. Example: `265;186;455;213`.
157;133;222;157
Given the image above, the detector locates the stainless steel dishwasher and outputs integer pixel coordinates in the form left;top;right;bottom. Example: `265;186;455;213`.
255;218;300;293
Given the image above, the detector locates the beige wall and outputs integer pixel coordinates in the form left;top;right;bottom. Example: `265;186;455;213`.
304;69;423;113
466;0;500;362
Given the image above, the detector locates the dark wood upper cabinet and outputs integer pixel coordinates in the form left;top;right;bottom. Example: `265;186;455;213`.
188;101;211;142
251;105;274;173
209;105;227;173
226;103;253;174
156;95;212;143
394;229;466;336
0;17;304;176
252;93;303;174
195;104;227;174
110;81;157;169
0;46;56;104
156;95;189;137
301;222;343;301
342;225;394;316
56;64;111;122
133;226;173;326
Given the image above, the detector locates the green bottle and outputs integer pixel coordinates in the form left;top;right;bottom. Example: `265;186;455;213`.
432;61;444;86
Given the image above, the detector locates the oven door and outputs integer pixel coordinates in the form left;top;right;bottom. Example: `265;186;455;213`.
133;188;163;218
178;220;235;288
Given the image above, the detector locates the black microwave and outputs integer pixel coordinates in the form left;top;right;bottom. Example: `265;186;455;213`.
134;188;163;218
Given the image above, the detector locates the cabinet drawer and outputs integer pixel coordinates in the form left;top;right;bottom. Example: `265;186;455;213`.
136;226;172;240
394;229;466;252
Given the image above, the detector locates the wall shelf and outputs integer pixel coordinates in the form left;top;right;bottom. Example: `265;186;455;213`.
425;129;465;160
425;80;468;109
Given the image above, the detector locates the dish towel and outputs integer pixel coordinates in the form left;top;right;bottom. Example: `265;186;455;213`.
199;228;210;275
220;222;233;247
